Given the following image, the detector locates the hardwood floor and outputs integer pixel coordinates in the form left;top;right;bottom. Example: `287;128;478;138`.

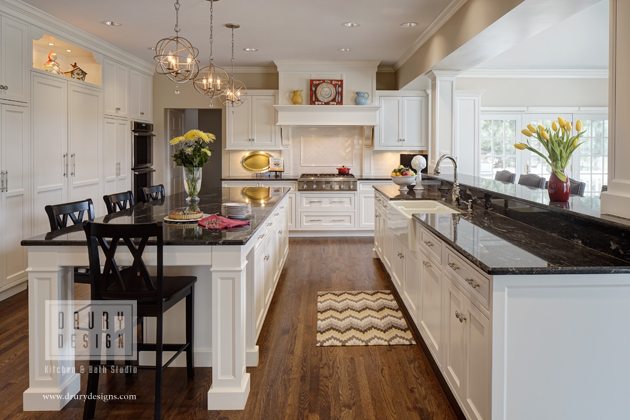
0;238;458;419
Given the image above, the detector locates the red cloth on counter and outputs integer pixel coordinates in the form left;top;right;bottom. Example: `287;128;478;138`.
198;214;250;230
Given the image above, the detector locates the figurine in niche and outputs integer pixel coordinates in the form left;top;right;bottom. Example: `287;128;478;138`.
64;62;87;81
43;51;62;75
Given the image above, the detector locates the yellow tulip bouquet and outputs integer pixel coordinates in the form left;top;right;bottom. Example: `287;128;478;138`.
514;117;586;183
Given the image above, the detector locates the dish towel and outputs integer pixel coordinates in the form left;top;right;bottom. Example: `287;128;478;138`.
198;214;250;230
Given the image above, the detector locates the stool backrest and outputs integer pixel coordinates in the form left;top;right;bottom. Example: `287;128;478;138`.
103;190;135;214
569;178;586;196
83;221;163;302
518;174;547;189
140;184;166;203
45;199;95;231
495;170;516;183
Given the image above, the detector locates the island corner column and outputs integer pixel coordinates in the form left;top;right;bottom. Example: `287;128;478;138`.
22;246;81;411
207;245;251;410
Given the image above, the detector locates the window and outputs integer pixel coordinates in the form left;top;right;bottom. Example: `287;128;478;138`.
480;111;608;195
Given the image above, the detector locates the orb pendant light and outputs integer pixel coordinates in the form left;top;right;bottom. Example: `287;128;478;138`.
222;23;247;107
154;0;200;83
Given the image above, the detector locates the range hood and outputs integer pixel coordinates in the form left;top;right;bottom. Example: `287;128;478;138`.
273;60;380;127
274;104;379;126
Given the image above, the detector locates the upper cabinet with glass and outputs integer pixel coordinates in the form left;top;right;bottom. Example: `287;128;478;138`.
32;34;102;86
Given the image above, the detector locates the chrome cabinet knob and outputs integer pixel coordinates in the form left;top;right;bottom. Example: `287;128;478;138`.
465;278;480;289
448;262;460;271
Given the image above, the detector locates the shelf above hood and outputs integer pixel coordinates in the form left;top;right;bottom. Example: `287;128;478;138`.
274;105;379;126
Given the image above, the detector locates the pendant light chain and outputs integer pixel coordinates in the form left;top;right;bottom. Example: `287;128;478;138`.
174;0;180;34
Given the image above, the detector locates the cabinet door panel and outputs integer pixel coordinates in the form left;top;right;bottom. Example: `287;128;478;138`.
358;193;375;229
1;16;29;102
226;103;251;148
419;254;442;361
251;95;276;148
466;303;491;420
1;104;29;288
140;74;153;121
128;70;142;120
403;251;420;324
32;74;68;234
68;84;101;202
116;120;131;191
402;96;424;148
103;59;117;115
379;97;400;147
116;65;128;116
444;279;467;399
103;118;118;195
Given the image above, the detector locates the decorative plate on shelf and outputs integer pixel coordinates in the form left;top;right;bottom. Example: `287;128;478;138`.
310;79;343;105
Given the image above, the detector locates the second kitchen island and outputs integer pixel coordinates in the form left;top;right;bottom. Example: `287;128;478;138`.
21;186;291;412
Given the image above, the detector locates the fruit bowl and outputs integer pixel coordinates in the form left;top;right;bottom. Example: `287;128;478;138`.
391;175;417;191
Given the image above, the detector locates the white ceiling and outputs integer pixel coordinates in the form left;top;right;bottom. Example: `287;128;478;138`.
473;0;608;70
21;0;457;68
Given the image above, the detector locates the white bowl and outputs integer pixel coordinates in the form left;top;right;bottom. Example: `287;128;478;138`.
391;175;417;190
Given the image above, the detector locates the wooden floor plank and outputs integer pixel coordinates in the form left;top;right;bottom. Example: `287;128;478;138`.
0;237;457;419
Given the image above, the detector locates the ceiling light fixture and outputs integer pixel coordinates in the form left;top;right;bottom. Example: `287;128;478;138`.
400;21;418;28
339;48;351;52
48;42;55;46
221;23;247;107
102;20;121;26
66;49;72;53
243;47;258;52
193;0;229;102
153;0;200;89
342;22;359;28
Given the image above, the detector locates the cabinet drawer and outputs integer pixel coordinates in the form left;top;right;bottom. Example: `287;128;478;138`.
444;249;490;308
299;193;355;211
359;182;390;192
419;228;442;264
300;213;355;229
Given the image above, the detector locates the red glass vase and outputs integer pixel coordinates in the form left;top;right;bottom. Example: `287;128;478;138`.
548;172;570;202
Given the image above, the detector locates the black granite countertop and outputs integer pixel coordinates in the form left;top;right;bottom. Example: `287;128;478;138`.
374;184;630;275
22;187;291;247
429;173;630;228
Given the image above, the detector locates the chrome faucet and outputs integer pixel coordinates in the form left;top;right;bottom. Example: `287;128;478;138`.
434;154;460;203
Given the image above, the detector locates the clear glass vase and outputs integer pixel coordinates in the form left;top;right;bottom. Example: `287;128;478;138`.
183;166;202;203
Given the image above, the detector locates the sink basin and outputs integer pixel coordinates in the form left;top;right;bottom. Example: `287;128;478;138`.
390;200;459;218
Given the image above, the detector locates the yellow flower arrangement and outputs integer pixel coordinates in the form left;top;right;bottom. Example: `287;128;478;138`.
514;117;586;182
170;129;215;168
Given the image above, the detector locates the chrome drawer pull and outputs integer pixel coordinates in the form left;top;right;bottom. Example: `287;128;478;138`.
309;219;322;222
448;262;460;271
331;219;345;223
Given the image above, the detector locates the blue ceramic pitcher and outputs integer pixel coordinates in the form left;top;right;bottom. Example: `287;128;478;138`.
355;91;369;105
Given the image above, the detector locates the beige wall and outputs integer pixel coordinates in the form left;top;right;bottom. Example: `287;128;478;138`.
376;71;397;90
397;0;524;88
457;77;608;107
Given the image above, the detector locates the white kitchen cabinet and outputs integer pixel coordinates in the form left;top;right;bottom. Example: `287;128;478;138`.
403;250;420;324
129;70;153;122
464;298;491;420
443;277;468;399
0;15;30;103
226;91;280;150
375;93;427;150
418;249;443;363
0;102;30;295
103;58;128;117
103;117;131;200
32;72;102;233
358;181;389;229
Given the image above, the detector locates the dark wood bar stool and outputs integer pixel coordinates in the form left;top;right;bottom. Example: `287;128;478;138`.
45;199;95;283
103;190;135;214
82;221;195;420
140;184;166;203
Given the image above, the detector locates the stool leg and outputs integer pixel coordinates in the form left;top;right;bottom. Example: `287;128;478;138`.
83;360;100;419
154;313;163;420
186;290;194;378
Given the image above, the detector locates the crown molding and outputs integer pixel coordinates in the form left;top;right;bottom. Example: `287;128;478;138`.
377;65;396;73
274;59;381;73
230;66;277;74
459;68;609;79
0;0;154;75
395;0;468;71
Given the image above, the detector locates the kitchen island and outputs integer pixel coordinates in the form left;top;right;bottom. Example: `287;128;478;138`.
21;186;291;412
374;182;630;420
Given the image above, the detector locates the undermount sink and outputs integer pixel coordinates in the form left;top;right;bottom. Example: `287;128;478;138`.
390;200;459;218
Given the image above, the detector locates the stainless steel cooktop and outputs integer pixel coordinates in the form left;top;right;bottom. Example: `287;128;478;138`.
298;173;357;191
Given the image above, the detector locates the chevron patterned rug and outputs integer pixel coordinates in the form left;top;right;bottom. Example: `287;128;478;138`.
316;290;416;346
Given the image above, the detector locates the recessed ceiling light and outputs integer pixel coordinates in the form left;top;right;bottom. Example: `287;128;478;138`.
48;42;55;46
342;21;359;28
339;48;351;52
147;46;155;50
66;49;72;53
102;20;121;26
243;47;258;52
400;21;418;28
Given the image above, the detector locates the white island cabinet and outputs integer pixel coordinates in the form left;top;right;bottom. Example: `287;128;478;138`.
374;189;630;420
22;189;290;412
